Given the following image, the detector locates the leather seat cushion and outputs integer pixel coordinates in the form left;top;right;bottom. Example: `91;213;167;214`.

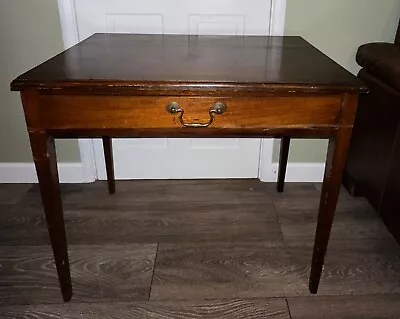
357;43;400;91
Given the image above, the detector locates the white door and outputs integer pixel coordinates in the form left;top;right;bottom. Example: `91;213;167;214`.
69;0;283;180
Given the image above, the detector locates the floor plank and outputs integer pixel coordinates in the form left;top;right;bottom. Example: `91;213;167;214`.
274;191;390;240
21;180;274;207
0;299;290;319
0;184;31;205
288;239;400;296
1;180;400;317
151;242;310;300
151;239;400;300
0;244;157;305
288;295;400;319
0;201;282;245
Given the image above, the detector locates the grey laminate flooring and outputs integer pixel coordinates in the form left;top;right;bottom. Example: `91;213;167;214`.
0;180;399;318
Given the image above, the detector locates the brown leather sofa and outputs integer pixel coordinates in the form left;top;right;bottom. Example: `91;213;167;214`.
343;20;400;244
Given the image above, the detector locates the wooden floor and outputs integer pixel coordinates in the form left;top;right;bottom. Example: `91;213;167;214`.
0;180;400;318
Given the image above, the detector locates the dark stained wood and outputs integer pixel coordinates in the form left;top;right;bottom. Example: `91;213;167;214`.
10;34;367;301
309;94;359;294
21;90;72;302
10;34;366;94
102;137;115;194
288;295;400;319
0;299;290;319
48;127;339;139
28;135;72;301
395;19;400;47
277;137;290;193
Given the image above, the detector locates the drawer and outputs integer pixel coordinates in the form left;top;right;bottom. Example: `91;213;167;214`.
39;95;343;130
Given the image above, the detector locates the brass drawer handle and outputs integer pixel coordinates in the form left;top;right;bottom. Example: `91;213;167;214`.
166;101;227;128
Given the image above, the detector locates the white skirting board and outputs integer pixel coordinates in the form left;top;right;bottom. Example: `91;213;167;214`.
259;162;325;183
0;162;325;183
0;163;90;183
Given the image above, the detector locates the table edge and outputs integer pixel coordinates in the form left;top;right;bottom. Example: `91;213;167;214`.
10;80;368;94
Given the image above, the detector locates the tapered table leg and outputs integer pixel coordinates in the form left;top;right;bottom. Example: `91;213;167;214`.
309;127;353;293
102;137;115;194
277;137;290;193
30;132;72;301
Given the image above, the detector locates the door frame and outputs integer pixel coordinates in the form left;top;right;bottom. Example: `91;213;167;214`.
57;0;287;182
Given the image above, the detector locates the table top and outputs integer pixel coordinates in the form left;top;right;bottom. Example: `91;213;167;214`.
11;33;366;93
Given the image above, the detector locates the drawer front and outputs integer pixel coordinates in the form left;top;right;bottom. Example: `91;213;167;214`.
39;95;342;130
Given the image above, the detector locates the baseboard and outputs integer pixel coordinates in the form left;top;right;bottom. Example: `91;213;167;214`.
0;162;326;184
259;162;325;182
0;163;88;183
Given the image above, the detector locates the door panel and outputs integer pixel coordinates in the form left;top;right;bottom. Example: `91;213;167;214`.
73;0;273;179
106;14;164;34
113;138;261;179
74;0;272;37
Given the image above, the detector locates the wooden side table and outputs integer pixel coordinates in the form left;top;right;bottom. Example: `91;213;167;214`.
11;34;366;301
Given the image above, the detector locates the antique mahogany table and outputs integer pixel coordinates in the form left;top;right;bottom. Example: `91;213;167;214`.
11;34;366;301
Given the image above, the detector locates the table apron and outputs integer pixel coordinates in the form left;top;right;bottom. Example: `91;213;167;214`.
44;127;340;139
37;95;345;136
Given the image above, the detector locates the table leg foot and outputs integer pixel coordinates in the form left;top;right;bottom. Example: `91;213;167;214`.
277;137;290;193
309;253;323;294
30;132;73;302
62;285;73;302
309;127;353;293
103;137;116;194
